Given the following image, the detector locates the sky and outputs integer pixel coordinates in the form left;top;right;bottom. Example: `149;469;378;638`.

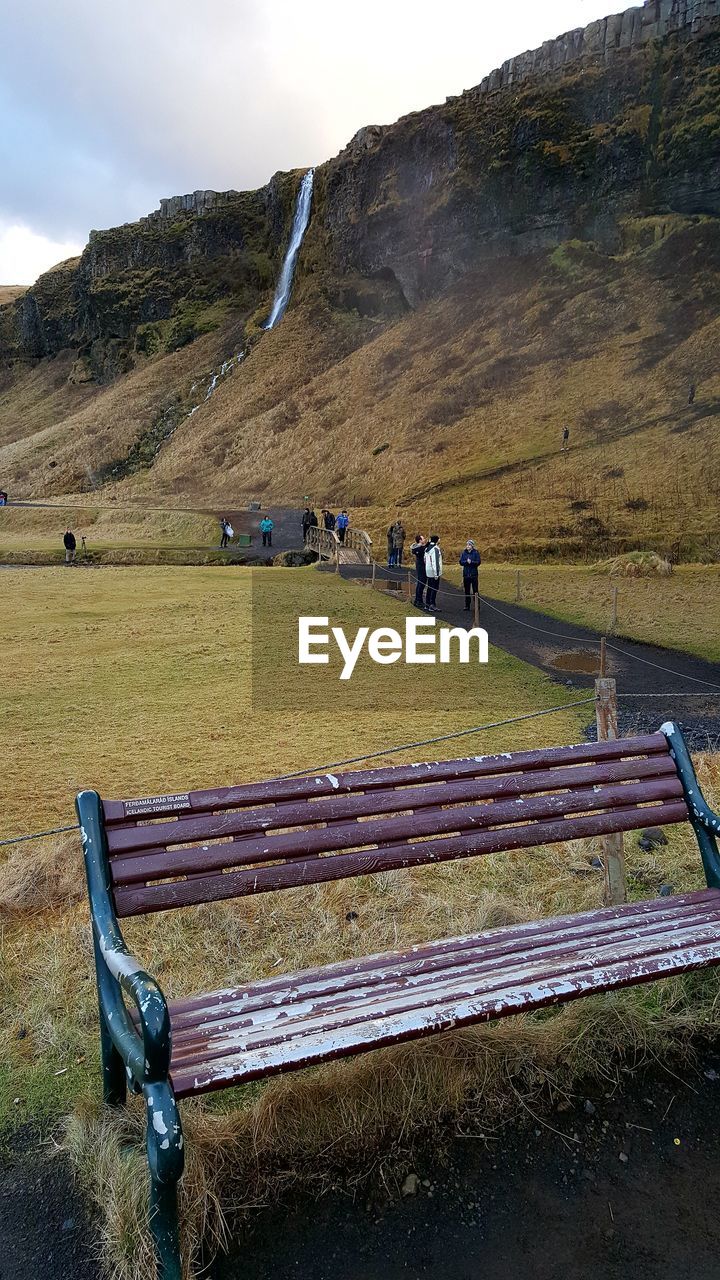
0;0;623;283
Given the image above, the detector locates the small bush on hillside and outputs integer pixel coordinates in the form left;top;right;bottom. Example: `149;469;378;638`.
626;497;650;513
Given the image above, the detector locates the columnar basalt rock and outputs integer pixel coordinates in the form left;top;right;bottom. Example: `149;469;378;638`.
474;0;719;96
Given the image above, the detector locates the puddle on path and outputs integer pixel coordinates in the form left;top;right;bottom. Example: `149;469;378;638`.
550;650;601;675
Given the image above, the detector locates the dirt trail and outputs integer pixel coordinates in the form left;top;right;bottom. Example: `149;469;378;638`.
213;1059;720;1280
4;1061;720;1280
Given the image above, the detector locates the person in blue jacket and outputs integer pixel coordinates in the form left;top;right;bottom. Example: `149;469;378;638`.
336;510;350;543
260;515;274;547
459;539;481;611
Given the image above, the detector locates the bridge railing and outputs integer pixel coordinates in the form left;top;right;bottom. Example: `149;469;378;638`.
304;525;373;565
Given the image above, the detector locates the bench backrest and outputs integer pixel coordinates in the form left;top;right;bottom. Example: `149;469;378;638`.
101;731;688;918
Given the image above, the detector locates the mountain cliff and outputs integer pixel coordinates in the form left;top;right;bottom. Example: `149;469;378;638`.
1;0;719;557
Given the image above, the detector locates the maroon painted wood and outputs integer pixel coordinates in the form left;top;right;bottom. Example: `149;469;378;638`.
106;754;677;857
112;775;683;888
105;735;685;918
113;799;688;916
163;888;720;1097
102;733;669;825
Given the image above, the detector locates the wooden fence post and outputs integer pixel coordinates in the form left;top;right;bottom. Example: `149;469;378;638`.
371;560;377;589
406;568;413;602
515;570;521;603
335;540;340;574
473;592;480;630
599;636;606;677
595;677;626;906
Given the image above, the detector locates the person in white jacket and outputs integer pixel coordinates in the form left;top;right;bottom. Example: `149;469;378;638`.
424;535;442;611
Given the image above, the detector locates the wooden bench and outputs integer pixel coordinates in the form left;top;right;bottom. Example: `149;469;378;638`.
76;721;720;1279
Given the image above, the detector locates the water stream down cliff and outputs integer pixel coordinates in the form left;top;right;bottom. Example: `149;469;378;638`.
263;169;315;329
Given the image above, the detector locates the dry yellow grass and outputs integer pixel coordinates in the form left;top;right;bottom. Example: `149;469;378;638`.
0;504;217;552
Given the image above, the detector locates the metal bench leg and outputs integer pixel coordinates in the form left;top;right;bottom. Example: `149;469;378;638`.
143;1080;185;1280
98;1005;127;1107
149;1176;182;1280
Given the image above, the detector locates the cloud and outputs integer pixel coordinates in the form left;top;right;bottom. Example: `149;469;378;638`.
0;223;83;286
0;0;621;281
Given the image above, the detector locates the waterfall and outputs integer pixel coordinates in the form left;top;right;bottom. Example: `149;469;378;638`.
263;169;314;330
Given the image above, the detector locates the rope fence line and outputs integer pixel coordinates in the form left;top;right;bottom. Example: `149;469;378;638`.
0;823;78;848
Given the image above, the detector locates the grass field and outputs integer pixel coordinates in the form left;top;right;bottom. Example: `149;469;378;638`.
444;563;720;663
2;564;719;1279
0;503;218;553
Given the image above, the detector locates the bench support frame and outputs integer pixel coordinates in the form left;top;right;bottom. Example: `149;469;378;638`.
77;789;185;1280
661;723;720;888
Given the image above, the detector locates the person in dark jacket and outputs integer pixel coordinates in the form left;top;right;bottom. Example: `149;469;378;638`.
219;518;229;549
301;508;312;540
308;509;319;529
63;528;77;564
459;540;482;611
410;534;427;609
323;510;336;531
386;523;395;567
392;521;406;566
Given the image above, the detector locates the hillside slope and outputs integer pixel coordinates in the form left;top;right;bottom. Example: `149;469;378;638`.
0;2;719;558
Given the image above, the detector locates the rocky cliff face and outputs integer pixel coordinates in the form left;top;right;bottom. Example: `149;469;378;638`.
0;171;299;376
314;4;720;306
1;0;719;373
475;0;719;95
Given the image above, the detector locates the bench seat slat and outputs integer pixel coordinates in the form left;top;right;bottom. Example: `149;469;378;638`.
111;776;684;887
113;798;689;916
168;901;720;1065
166;891;716;1025
106;755;677;857
102;733;670;825
167;888;720;1097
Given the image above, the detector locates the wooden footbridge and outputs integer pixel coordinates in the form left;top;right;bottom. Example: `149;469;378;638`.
304;525;373;566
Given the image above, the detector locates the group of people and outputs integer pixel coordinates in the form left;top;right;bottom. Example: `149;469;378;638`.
222;514;276;548
302;507;350;543
409;533;482;613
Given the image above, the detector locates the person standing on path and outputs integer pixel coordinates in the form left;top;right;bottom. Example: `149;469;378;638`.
561;426;570;454
336;510;350;544
410;534;427;609
260;515;274;547
459;540;482;611
386;523;395;567
424;535;442;612
323;510;336;531
219;518;230;549
301;508;312;541
392;520;406;567
63;528;77;564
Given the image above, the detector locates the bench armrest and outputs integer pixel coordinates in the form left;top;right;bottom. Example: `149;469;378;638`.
76;789;171;1086
661;723;720;888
